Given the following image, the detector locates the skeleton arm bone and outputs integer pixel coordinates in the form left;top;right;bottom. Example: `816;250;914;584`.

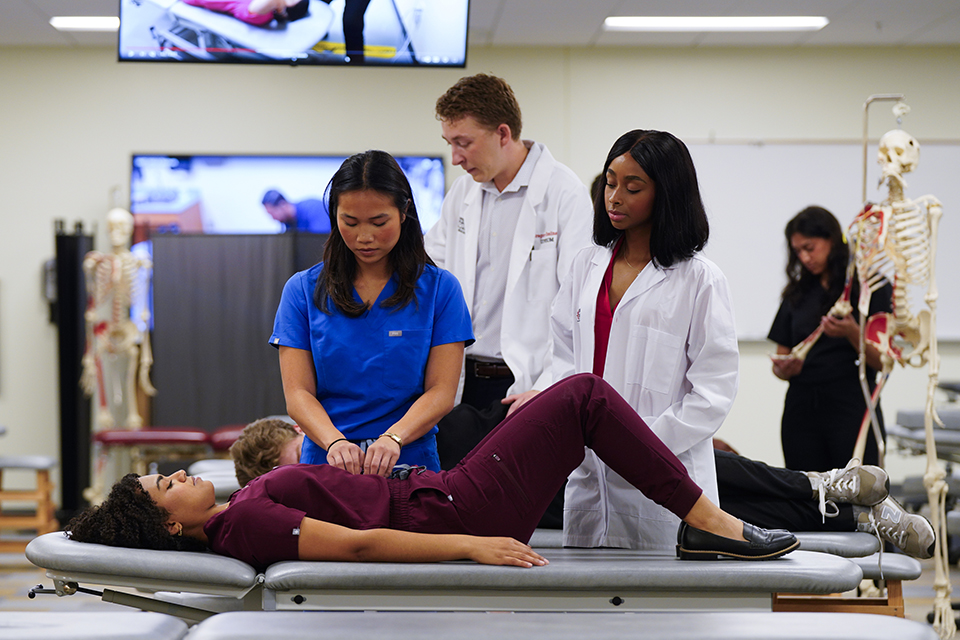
80;254;103;397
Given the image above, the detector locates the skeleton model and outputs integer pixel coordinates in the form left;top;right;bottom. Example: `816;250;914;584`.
80;207;157;430
854;128;950;638
786;117;951;637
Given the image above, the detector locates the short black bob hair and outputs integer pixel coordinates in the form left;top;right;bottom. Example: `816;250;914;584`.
593;130;709;268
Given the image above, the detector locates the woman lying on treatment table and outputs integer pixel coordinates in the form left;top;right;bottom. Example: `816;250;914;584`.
66;375;798;571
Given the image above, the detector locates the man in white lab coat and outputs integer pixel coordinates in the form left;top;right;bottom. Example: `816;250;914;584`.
425;74;593;412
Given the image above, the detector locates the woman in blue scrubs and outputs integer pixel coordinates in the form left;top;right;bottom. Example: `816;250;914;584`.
270;150;474;477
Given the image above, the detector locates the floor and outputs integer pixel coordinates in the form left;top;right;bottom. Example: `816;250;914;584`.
1;537;957;629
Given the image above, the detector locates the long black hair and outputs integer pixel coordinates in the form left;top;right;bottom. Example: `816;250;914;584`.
315;150;434;317
593;130;709;268
781;206;848;308
65;474;206;552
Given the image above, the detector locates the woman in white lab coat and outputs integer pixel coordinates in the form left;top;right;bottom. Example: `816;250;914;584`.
512;130;739;550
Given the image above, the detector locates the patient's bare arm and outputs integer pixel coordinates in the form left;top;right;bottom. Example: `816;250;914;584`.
297;518;548;567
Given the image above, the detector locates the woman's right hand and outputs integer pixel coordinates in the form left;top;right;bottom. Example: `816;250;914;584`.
467;537;549;567
326;440;365;475
771;355;803;380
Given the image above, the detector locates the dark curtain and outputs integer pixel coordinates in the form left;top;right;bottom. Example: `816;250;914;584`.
151;233;327;430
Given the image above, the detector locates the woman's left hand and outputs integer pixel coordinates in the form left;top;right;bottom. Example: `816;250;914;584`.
467;537;549;567
503;390;540;417
821;314;858;341
364;436;402;477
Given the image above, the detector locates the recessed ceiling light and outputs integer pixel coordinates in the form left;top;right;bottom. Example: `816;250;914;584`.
50;16;120;32
604;16;829;32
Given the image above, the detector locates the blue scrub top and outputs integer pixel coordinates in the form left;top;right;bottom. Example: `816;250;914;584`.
270;263;474;469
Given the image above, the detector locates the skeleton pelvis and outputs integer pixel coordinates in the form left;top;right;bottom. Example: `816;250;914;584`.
104;321;139;353
864;310;930;369
898;309;931;367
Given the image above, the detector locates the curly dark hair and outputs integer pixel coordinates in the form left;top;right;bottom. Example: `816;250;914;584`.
64;473;206;552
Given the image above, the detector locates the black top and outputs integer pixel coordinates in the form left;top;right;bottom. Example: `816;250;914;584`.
768;281;892;385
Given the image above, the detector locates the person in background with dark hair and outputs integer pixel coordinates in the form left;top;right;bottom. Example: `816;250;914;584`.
769;206;892;471
509;130;739;551
183;0;310;26
261;189;331;234
270;150;474;476
426;74;593;413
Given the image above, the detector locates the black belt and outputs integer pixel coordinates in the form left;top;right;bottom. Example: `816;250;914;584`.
466;358;513;379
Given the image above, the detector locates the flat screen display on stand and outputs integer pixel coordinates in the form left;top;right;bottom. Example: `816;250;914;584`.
118;0;469;67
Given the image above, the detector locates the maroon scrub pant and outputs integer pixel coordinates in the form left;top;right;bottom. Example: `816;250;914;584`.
437;373;702;543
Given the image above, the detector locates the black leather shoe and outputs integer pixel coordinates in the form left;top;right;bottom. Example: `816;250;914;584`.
676;522;799;561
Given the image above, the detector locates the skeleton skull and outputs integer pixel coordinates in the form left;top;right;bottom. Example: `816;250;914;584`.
106;207;134;251
878;129;920;176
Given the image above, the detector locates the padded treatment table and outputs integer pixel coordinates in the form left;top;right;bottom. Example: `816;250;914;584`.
26;532;262;623
528;528;881;557
149;0;334;61
187;611;939;640
263;548;861;612
0;612;188;640
528;531;920;617
892;408;960;462
26;532;861;617
774;552;923;617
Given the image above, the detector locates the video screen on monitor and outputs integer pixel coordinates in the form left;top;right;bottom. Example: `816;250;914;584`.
130;153;445;243
118;0;469;67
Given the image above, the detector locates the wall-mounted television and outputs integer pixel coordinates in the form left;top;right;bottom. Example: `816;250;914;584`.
118;0;468;67
130;153;445;243
129;152;445;331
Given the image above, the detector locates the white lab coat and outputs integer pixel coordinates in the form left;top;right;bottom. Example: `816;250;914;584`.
425;142;593;396
554;246;739;550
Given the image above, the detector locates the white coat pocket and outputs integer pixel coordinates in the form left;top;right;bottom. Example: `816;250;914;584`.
624;326;684;395
527;247;558;301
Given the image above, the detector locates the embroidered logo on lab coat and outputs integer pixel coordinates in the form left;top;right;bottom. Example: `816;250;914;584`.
576;308;581;323
457;217;466;234
535;231;558;246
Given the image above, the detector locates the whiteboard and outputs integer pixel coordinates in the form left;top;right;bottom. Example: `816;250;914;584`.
688;141;960;340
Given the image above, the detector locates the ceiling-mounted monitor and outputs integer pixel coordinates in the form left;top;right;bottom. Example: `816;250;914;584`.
118;0;469;67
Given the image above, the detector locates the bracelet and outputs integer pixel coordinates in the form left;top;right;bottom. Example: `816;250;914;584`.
326;437;349;450
378;432;403;449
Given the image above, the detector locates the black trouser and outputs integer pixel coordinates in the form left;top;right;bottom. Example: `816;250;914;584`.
716;450;855;532
460;358;515;411
781;376;885;472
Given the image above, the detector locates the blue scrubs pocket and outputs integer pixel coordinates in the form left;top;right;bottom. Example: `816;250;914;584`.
382;328;430;391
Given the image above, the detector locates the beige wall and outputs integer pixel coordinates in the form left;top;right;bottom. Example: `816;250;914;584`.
1;44;958;493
